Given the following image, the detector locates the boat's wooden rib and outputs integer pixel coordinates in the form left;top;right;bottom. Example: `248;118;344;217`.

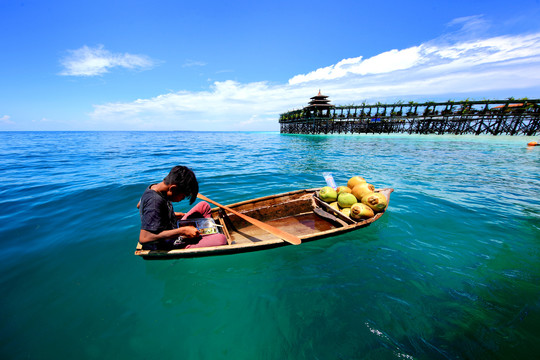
135;188;393;259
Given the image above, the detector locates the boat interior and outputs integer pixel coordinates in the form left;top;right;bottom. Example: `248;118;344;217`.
210;189;355;245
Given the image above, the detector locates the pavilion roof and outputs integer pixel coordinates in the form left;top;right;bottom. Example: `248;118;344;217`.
306;90;334;107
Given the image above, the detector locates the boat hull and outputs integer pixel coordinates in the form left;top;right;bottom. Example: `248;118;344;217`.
135;188;393;259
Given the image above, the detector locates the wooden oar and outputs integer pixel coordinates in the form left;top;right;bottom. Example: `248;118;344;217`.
197;193;302;245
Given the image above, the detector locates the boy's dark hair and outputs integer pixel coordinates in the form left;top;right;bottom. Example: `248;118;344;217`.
163;166;199;204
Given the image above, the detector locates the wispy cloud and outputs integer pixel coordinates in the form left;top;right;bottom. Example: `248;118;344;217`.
59;45;155;76
0;115;14;125
445;15;490;39
89;17;540;131
182;60;207;67
32;117;53;123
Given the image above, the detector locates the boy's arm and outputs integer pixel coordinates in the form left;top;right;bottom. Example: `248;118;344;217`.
139;226;199;244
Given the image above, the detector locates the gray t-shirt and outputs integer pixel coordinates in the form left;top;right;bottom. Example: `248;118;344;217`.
139;185;177;233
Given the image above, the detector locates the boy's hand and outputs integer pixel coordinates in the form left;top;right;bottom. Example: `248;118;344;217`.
179;226;199;238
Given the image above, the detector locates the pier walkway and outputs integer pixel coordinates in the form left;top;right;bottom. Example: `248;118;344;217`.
279;95;539;136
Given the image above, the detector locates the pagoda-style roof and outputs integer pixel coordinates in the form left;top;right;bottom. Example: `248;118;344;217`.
306;90;334;108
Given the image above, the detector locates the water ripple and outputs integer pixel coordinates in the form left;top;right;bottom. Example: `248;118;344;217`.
0;131;539;359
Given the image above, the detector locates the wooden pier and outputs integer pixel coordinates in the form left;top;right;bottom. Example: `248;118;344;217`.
279;93;540;136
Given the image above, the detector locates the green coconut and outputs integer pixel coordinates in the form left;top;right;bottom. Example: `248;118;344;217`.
319;186;337;203
361;192;388;212
350;203;375;220
337;192;358;208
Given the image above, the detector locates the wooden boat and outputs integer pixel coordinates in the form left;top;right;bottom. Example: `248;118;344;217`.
135;188;393;259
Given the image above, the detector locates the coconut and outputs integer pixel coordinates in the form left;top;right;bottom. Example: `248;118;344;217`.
351;183;375;201
319;186;338;203
336;186;352;195
337;192;357;208
350;203;374;220
347;176;366;189
329;202;340;211
361;192;388;212
341;208;351;217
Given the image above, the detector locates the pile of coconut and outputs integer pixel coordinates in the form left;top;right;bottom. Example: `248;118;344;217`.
318;176;387;221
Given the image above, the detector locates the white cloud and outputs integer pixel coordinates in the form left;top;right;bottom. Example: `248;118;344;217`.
91;80;308;130
0;115;14;125
289;33;540;85
89;25;540;131
289;46;425;84
59;45;155;76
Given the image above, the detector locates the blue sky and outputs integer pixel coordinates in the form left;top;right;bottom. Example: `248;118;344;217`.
1;0;540;131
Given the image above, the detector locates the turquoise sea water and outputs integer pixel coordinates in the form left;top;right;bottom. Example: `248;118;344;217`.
1;131;539;359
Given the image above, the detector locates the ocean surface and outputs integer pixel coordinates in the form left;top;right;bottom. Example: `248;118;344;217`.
1;131;539;360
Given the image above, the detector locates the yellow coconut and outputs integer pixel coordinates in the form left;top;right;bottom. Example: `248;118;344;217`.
329;202;340;211
341;208;351;217
336;186;352;195
347;176;366;189
351;183;375;201
361;192;388;212
350;203;375;220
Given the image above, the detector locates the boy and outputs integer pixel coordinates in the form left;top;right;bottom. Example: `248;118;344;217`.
138;165;227;250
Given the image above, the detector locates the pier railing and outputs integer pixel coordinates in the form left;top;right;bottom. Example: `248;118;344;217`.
279;99;540;135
